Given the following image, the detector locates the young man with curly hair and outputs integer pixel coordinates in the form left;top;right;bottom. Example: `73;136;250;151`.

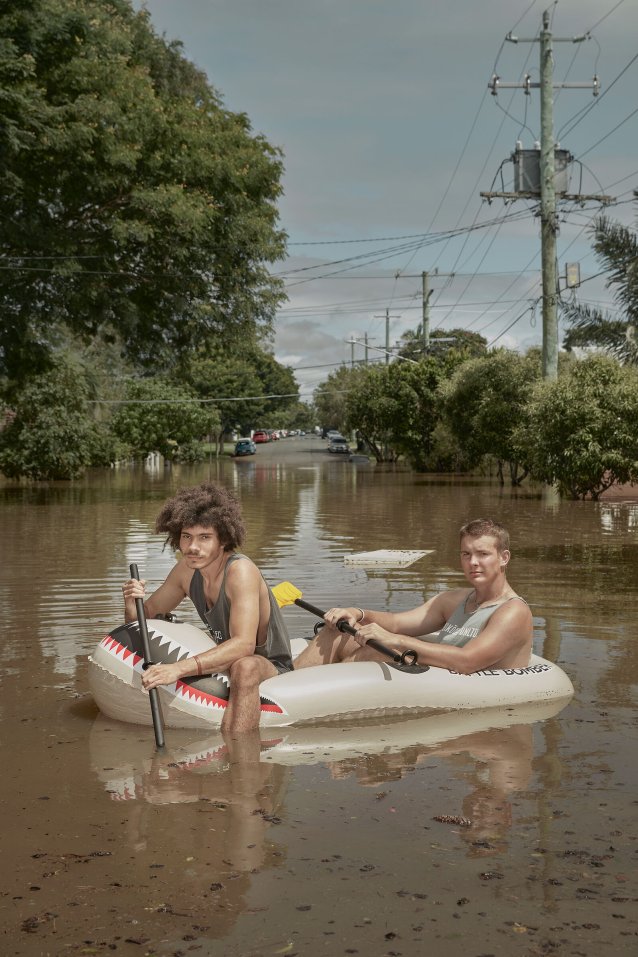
122;482;292;734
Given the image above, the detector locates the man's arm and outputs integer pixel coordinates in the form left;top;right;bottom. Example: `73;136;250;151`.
325;589;469;638
122;563;189;623
357;598;532;673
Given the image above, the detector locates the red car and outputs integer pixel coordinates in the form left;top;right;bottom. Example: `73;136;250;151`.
252;430;270;443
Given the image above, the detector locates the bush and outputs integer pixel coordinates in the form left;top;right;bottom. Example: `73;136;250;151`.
111;379;220;460
514;355;638;499
0;357;107;479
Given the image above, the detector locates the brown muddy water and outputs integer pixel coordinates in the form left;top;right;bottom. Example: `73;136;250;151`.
1;436;636;957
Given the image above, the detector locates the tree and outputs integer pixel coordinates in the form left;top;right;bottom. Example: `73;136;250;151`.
397;327;487;362
313;365;355;435
110;379;220;461
182;345;299;451
0;0;286;384
562;195;638;364
442;350;541;484
185;354;264;452
344;358;449;467
341;365;397;462
250;350;299;427
514;355;638;499
0;353;117;479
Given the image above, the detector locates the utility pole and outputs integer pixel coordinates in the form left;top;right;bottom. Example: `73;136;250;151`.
373;308;401;363
484;12;610;380
539;10;558;379
398;270;455;353
422;272;430;352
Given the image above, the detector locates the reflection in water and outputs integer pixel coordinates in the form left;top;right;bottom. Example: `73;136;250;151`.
300;713;546;860
89;718;291;939
90;700;569;894
440;723;532;857
90;717;289;809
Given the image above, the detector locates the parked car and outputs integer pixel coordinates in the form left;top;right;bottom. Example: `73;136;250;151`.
328;435;351;454
252;430;270;443
234;438;256;456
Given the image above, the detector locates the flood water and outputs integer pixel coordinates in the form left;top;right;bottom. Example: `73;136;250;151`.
1;436;637;956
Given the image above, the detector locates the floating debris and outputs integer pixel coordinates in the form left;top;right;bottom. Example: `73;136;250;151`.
343;549;433;567
433;815;472;827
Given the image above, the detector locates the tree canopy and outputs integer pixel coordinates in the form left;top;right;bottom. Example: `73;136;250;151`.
514;354;638;499
0;0;287;383
313;365;353;435
442;349;540;484
397;327;487;362
110;378;220;461
344;359;449;467
181;346;299;449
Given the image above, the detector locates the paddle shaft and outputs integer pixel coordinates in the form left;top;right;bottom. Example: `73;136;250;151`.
293;596;407;664
130;563;165;750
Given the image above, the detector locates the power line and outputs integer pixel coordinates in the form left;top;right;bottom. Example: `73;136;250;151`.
486;301;538;347
557;50;638;140
577;105;638;160
584;0;626;34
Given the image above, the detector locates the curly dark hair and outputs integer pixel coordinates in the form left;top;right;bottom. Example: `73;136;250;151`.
155;482;246;552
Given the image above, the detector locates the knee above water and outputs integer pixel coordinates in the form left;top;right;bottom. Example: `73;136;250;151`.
228;656;262;685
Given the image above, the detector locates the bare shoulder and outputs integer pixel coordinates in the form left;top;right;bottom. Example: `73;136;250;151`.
500;594;532;617
169;558;195;592
491;595;533;629
225;554;262;592
436;587;473;616
144;558;191;616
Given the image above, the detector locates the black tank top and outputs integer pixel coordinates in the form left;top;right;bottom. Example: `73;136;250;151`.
189;554;293;673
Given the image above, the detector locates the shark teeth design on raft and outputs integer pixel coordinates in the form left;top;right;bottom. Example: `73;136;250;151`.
99;631;284;714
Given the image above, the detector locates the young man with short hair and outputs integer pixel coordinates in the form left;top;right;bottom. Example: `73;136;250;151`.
293;519;532;673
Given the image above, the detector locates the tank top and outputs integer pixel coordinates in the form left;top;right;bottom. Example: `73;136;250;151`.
424;592;527;648
189;554;293;673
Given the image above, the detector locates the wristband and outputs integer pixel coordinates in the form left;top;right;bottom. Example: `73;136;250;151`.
194;654;204;676
355;607;365;622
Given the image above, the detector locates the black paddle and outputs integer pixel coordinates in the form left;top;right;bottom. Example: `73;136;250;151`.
300;597;419;667
273;582;420;668
130;563;166;750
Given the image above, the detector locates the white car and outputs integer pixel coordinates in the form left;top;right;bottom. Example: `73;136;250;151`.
328;435;351;454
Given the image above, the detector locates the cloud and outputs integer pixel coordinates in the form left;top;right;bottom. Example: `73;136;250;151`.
138;0;638;395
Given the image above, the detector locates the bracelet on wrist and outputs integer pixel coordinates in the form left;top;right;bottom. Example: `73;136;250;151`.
194;654;204;676
355;607;365;622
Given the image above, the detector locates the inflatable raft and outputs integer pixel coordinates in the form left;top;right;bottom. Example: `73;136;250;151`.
88;618;574;729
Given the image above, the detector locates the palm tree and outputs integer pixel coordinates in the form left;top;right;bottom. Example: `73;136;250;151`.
562;193;638;365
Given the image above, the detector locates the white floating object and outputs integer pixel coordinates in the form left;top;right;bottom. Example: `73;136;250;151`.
343;549;433;567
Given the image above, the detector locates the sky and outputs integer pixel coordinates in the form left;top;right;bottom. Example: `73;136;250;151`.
135;0;638;397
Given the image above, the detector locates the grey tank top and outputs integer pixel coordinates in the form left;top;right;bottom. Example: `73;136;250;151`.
424;592;527;648
189;554;293;672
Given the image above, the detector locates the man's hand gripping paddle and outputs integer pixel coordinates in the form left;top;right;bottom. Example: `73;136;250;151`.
130;563;166;750
273;581;420;668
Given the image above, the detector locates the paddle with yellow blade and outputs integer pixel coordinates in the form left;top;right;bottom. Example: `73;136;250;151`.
273;581;420;668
